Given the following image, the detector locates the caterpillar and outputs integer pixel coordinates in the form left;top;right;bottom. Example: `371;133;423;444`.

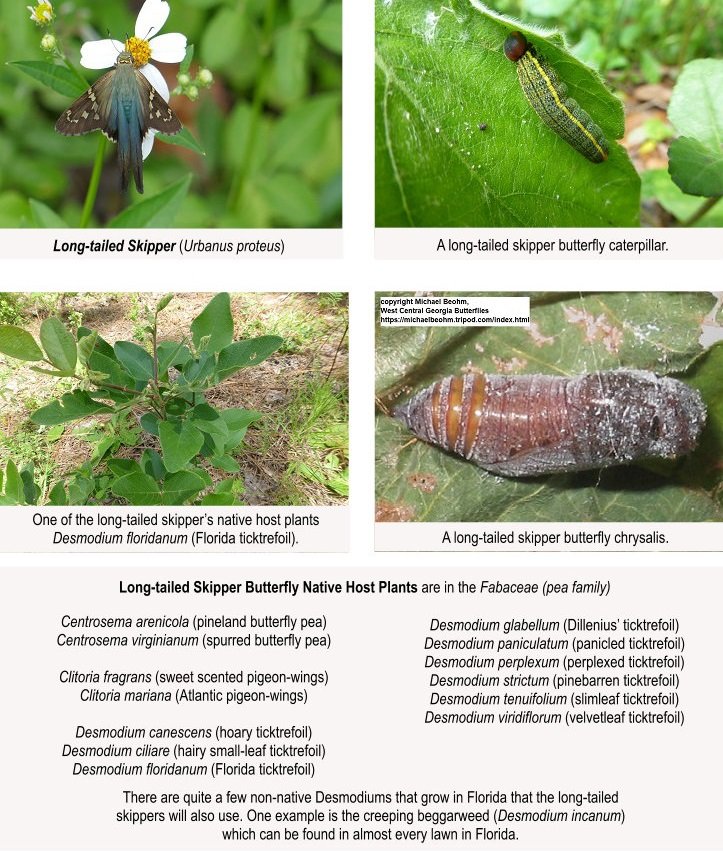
393;369;706;477
503;31;608;163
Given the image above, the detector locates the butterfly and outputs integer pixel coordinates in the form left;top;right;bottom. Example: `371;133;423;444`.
55;50;182;193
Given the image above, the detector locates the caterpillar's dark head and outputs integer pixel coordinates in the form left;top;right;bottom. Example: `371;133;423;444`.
503;31;529;62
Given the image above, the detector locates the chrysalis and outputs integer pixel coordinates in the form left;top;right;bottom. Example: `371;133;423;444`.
394;370;706;477
503;31;608;164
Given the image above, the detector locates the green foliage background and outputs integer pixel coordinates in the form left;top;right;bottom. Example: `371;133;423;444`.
0;0;341;227
376;292;723;523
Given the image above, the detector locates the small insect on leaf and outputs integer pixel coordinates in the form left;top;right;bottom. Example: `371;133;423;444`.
394;370;706;477
503;31;608;163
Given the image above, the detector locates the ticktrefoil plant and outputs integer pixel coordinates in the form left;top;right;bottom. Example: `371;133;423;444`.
0;294;283;506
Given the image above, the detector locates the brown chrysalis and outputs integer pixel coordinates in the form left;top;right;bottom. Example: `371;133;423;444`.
393;369;706;477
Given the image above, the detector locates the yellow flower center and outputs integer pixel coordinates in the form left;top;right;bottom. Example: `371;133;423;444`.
32;2;54;23
125;36;152;67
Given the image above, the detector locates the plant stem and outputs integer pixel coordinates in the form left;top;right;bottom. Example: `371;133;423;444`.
681;196;720;227
325;323;348;383
79;135;108;228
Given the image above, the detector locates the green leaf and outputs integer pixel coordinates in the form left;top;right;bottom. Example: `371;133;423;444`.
30;391;114;426
201;7;247;68
200;492;236;506
142;449;167;481
156;294;174;314
641;169;723;226
157;127;206;156
215;335;283;381
669;59;723;153
77;331;98;367
0;325;44;361
107;459;140;477
684;342;723;491
375;1;639;226
269;94;340;170
327;469;349;497
40;317;77;373
257;173;320;226
156;341;192;376
191;293;233;353
668;137;723;198
182;352;216;384
190;404;229;437
272;26;310;105
376;291;721;523
78;327;114;359
161;470;208;505
29;199;69;228
640;50;663;84
159;420;205;473
139;413;160;436
210;454;241;473
114;341;154;382
107;176;191;228
111;471;162;506
668;59;723;199
292;0;324;17
310;2;342;53
20;464;40;505
221;408;263;451
48;482;68;506
88;352;136;389
3;460;24;503
9;60;86;98
46;425;65;442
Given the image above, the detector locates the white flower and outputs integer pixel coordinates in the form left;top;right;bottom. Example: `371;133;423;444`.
28;2;54;24
79;0;187;160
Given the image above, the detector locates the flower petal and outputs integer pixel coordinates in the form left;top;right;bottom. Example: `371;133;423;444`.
140;63;170;102
142;131;157;160
148;32;187;63
80;39;124;69
135;0;170;39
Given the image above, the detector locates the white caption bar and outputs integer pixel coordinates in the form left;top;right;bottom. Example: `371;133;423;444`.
0;506;348;552
375;522;722;552
375;228;722;261
0;229;342;260
378;297;530;327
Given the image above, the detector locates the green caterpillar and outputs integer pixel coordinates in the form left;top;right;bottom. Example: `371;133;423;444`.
503;31;608;163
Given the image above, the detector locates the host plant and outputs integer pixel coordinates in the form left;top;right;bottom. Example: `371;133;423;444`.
0;293;282;506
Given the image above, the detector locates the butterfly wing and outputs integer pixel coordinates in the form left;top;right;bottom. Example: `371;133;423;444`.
55;70;115;136
55;60;182;194
134;69;183;135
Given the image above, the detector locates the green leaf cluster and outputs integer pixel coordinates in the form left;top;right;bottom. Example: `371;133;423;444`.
375;0;640;227
486;0;721;81
0;293;283;505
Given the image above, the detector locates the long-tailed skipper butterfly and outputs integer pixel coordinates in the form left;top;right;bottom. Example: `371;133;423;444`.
503;31;608;164
55;50;182;193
